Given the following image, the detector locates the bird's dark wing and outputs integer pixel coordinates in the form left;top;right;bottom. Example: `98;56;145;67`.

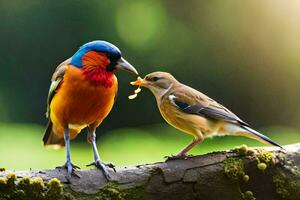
169;85;249;126
46;58;70;118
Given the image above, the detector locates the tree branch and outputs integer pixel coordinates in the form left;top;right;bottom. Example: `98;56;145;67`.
1;143;300;200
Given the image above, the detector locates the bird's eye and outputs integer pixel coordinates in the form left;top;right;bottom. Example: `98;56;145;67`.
107;53;121;61
152;77;159;82
145;76;161;82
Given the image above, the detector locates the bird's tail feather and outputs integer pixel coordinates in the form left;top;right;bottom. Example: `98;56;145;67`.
43;121;65;148
223;124;283;148
240;125;283;148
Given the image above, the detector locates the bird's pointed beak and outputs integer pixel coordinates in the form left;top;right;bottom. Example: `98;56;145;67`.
115;57;138;75
130;77;147;86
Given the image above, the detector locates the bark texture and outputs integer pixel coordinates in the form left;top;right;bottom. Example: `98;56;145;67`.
1;143;300;200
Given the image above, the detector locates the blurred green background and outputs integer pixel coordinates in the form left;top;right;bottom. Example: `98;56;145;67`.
0;0;299;170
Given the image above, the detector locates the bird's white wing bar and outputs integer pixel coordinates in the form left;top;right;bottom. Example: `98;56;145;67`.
168;95;192;110
168;94;176;103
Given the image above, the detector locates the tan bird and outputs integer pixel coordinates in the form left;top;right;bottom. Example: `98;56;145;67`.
131;72;282;159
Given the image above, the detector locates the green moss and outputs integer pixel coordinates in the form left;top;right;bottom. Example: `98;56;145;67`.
94;181;146;200
273;170;300;200
234;145;275;168
223;157;245;181
234;144;249;155
45;178;64;200
0;177;6;184
18;176;32;189
6;173;16;181
0;175;73;200
0;177;7;197
4;173;17;195
123;186;145;200
241;191;256;200
95;182;125;200
257;163;267;171
223;156;255;199
234;144;255;156
64;193;76;200
32;178;46;199
252;150;275;172
273;170;290;198
256;150;274;165
17;176;35;199
243;175;249;182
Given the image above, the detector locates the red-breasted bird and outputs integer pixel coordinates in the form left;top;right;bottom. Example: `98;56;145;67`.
43;40;138;180
131;72;282;159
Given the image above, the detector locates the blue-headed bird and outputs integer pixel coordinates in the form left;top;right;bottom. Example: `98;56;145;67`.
43;40;138;180
131;72;282;159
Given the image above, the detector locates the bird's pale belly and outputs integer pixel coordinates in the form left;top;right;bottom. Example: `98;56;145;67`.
159;102;219;138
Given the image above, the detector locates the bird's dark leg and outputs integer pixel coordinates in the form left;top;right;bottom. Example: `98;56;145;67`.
165;135;203;161
56;128;80;181
86;127;115;180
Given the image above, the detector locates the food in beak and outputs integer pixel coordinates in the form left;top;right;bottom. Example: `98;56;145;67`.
130;76;143;86
129;77;142;100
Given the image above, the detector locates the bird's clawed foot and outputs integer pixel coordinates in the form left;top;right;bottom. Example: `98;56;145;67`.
86;160;116;180
56;162;81;181
164;154;194;161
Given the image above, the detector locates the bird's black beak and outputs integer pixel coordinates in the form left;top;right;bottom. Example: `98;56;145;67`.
115;57;138;75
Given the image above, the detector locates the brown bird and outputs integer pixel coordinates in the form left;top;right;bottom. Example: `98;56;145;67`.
131;71;282;159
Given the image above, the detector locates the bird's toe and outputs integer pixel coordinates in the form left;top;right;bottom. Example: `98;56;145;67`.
71;163;81;169
86;160;114;180
56;162;81;182
164;154;188;161
95;161;111;180
105;163;116;172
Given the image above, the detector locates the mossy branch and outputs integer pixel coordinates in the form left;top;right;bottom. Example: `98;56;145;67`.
1;143;300;200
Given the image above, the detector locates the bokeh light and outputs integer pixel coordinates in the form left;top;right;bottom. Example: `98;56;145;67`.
116;0;166;49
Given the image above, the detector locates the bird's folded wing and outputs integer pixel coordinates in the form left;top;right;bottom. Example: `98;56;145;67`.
169;86;249;126
46;58;71;118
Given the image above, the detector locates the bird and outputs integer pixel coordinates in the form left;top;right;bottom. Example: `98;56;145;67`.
131;71;282;159
43;40;138;180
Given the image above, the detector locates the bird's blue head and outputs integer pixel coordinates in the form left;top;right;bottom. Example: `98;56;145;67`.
70;40;138;74
71;41;120;67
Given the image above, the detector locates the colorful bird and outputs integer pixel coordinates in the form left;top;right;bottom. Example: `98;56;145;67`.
131;72;282;159
43;40;138;180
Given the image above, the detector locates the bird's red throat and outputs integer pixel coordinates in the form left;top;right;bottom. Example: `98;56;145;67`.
83;67;114;88
82;51;114;88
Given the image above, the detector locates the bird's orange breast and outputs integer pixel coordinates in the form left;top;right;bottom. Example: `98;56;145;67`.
50;66;117;137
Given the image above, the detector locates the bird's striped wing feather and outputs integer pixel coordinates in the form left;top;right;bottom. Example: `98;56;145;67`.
169;86;248;126
185;104;248;126
46;58;70;118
